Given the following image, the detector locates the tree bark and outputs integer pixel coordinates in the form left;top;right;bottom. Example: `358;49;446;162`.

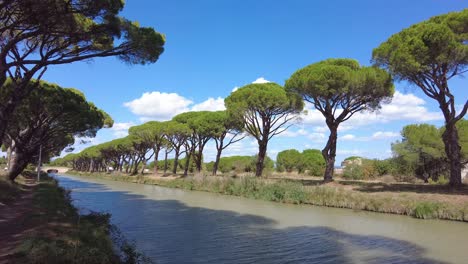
132;156;141;175
140;161;146;175
6;146;12;170
213;148;223;176
164;151;169;174
322;125;338;182
442;123;462;187
183;153;191;177
153;147;160;175
255;141;267;177
6;150;28;182
172;149;180;174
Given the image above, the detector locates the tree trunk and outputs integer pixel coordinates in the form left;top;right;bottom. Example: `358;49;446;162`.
442;123;462;187
7;151;28;182
172;149;180;174
195;141;206;173
255;141;267;177
164;151;169;174
195;152;203;173
153;147;160;175
213;148;223;176
322;125;338;182
132;157;141;175
140;161;146;175
183;153;191;177
6;146;12;170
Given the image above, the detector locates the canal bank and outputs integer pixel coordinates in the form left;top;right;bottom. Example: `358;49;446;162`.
0;174;147;263
66;171;468;222
54;173;468;264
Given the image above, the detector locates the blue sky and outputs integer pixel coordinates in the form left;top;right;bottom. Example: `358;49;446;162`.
41;0;467;164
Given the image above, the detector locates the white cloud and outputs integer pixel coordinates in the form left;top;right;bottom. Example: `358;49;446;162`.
308;132;326;141
125;93;228;121
230;77;270;94
252;77;270;84
340;131;400;141
111;122;135;131
347;91;442;126
341;134;356;141
124;92;193;121
300;91;442;130
337;149;364;156
110;122;135;138
314;126;328;133
191;97;226;111
372;131;400;140
120;77;269;121
278;128;309;138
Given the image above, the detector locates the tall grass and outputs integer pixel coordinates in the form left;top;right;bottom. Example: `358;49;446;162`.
69;172;468;222
11;175;151;264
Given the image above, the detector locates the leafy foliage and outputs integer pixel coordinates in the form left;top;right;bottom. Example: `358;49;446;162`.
0;0;165;144
276;149;325;176
286;58;394;181
373;9;468;186
225;82;304;176
392;121;468;182
3;80;112;180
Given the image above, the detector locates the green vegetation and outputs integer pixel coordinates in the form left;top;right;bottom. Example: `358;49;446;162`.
373;9;468;187
68;171;468;222
276;149;325;176
392;121;468;183
9;175;149;264
200;111;244;176
0;175;22;205
205;155;274;175
0;0;165;144
225;82;304;176
2;81;112;181
285;58;394;182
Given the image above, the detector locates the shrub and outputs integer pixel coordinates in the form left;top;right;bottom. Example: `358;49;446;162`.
428;176;449;185
373;159;392;176
343;164;365;180
413;202;440;219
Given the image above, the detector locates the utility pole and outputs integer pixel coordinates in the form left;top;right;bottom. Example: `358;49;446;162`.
37;145;42;182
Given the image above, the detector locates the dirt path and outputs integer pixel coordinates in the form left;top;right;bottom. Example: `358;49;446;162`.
0;180;37;263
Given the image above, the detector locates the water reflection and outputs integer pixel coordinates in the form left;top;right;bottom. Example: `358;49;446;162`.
55;175;449;264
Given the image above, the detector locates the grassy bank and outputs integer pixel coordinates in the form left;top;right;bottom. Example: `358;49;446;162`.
3;175;149;263
67;171;468;222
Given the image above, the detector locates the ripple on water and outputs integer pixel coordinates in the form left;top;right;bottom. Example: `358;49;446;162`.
55;175;466;264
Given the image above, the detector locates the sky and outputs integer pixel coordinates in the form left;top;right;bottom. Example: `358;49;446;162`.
40;0;467;164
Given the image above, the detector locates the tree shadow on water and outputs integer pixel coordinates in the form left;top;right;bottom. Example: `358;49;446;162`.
56;175;448;264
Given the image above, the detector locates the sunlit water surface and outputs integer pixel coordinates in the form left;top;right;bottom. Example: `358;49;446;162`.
55;174;468;264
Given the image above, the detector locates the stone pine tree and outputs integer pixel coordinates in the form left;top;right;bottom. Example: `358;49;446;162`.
0;0;165;143
163;121;191;174
3;80;112;181
225;82;304;177
173;111;213;173
373;10;468;187
206;111;245;176
285;59;394;182
128;121;167;174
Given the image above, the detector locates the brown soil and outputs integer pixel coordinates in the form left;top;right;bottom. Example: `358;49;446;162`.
0;177;38;263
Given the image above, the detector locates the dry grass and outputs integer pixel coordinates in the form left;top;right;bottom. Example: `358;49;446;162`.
68;171;468;222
